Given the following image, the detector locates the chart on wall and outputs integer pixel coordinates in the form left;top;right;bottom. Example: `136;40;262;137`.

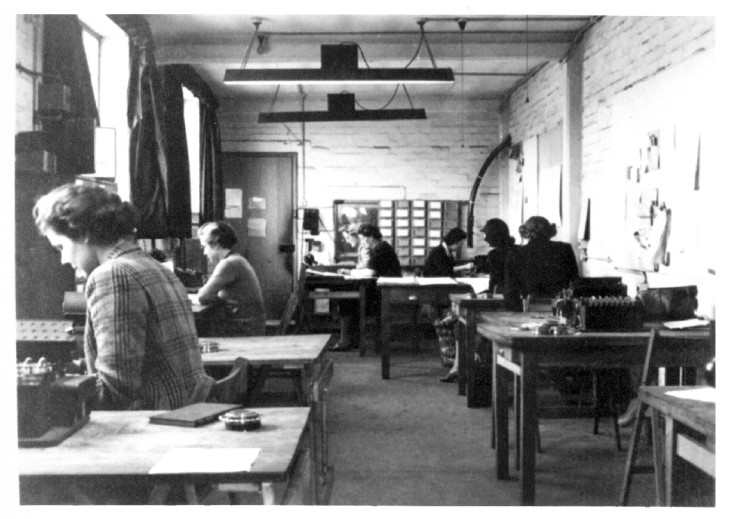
607;51;715;277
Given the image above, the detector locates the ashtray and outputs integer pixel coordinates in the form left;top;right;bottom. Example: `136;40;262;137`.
219;409;261;431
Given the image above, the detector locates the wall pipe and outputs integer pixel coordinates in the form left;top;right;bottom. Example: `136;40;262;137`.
466;134;512;247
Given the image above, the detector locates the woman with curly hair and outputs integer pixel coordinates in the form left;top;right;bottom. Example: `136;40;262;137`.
505;215;579;311
33;183;213;411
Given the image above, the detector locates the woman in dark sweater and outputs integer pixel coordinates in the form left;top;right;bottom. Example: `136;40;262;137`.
479;218;517;295
505;216;579;311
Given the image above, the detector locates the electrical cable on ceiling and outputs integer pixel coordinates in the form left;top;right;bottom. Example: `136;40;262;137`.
458;19;466;148
239;20;261;69
525;16;530;104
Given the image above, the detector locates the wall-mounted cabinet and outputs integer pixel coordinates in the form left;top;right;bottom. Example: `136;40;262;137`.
334;199;468;266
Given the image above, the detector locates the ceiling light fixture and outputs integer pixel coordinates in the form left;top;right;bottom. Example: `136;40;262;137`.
224;25;454;85
258;92;427;123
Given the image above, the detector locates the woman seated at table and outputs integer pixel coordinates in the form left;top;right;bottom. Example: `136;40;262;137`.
332;224;402;351
197;221;266;337
440;219;516;383
506;215;585;399
505;215;579;311
33;183;214;411
343;223;371;268
423;227;468;278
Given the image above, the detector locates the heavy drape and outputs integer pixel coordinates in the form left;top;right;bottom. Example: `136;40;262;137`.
109;15;193;238
42;15;99;176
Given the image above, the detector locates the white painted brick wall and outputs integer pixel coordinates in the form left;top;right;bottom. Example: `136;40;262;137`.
500;15;716;310
220;94;504;258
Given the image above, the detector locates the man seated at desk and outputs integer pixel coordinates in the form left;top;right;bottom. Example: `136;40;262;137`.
423;227;472;278
332;224;401;351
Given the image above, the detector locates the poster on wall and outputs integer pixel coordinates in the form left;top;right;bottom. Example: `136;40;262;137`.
538;165;562;227
224;188;242;218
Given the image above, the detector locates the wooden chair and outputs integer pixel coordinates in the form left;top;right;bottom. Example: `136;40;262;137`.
618;324;714;506
250;283;308;405
207;357;249;404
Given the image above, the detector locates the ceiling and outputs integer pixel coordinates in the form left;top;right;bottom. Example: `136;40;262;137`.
144;14;597;106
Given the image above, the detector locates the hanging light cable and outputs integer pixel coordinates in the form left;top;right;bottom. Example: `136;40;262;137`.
459;19;466;148
239;20;261;69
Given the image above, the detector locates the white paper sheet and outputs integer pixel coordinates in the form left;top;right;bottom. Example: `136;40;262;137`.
662;318;709;329
665;387;716;403
416;277;459;286
148;448;261;474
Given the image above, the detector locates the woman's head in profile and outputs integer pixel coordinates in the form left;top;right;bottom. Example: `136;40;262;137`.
198;221;238;262
33;183;138;274
519;216;557;241
481;218;515;248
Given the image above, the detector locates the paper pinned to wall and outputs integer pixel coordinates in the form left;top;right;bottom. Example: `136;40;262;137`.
248;197;266;210
225;189;242;218
248;218;266;238
538;165;562;226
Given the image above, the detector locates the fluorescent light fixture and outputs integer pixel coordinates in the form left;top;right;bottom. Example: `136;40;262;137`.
225;44;454;85
258;93;427;123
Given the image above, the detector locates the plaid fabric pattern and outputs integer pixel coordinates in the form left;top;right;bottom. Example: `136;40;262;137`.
85;242;213;410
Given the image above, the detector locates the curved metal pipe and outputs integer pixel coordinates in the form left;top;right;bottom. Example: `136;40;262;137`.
466;134;512;247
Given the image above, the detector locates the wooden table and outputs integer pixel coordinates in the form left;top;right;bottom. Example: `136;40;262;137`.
18;407;312;505
449;293;505;405
201;334;331;403
200;334;335;503
638;385;715;506
304;275;376;356
477;312;712;505
376;277;474;379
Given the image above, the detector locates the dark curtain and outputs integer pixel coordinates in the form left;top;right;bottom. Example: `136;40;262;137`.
109;15;194;239
200;102;224;222
162;64;223;224
126;39;169;238
42;15;98;123
42;15;99;175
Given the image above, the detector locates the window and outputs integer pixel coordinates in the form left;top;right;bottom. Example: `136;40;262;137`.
80;23;100;109
183;86;201;220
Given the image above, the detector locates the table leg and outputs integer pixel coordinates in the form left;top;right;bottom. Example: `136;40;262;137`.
519;352;538;506
493;342;510;479
650;409;666;506
457;313;468;397
359;286;367;357
380;294;390;379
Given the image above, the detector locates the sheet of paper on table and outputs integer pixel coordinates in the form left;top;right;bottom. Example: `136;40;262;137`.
306;269;344;278
662;318;710;329
665;387;716;403
416;277;459;286
455;276;490;295
148;448;261;474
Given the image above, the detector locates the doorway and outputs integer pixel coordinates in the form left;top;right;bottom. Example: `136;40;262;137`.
221;152;296;320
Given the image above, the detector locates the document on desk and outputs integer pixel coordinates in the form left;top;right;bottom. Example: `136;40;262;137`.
306;269;344;278
416;277;458;286
662;318;710;329
455;276;490;295
665;387;716;403
149;448;261;474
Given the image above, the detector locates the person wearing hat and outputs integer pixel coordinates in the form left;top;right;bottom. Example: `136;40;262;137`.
504;216;579;311
423;227;468;277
